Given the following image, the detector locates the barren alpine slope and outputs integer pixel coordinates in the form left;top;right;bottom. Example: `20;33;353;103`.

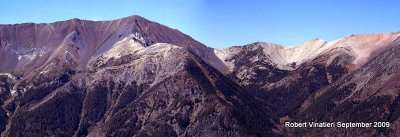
1;15;400;136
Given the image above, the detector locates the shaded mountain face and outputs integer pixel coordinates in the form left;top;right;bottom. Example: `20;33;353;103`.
296;39;400;136
1;15;400;137
0;16;279;137
215;32;400;136
2;44;279;137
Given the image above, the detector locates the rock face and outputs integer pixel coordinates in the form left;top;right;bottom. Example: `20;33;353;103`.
1;43;279;137
1;15;400;136
215;32;400;136
0;15;227;76
0;16;278;137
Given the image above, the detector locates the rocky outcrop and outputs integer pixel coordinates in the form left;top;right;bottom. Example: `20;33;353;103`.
295;39;400;136
215;32;400;136
1;43;281;137
1;15;400;137
0;15;227;77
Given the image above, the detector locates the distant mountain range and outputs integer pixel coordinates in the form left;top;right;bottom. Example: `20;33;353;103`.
1;15;399;136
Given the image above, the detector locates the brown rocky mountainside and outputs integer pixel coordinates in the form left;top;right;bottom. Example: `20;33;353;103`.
215;33;400;136
1;15;400;136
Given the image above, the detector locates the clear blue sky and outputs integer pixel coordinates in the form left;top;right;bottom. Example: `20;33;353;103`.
1;0;399;48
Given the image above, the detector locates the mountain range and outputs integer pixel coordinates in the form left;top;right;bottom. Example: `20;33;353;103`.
1;15;400;137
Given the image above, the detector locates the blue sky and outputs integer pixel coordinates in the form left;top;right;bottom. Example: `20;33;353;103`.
1;0;399;48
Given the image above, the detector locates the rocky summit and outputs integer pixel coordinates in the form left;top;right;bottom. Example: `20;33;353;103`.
1;15;400;137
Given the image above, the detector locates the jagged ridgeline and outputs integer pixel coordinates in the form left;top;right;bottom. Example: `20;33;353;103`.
1;15;400;136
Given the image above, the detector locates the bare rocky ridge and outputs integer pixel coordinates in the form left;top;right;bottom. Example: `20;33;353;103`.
0;15;227;77
1;15;400;136
217;32;400;136
2;43;279;137
0;16;277;137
